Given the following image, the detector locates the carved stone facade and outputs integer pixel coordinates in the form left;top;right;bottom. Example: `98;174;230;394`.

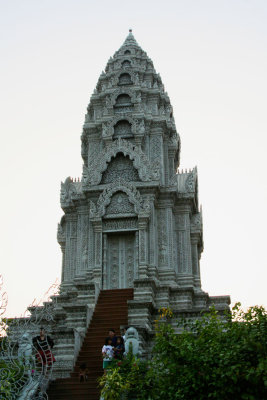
49;31;230;375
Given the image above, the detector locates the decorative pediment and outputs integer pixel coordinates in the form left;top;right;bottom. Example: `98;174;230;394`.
101;116;145;141
89;181;151;219
82;138;159;186
108;87;137;107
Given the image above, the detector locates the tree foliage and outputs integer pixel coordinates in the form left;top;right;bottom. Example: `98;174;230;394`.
100;304;267;400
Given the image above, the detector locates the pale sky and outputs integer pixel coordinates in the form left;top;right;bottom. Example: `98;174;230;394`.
0;0;266;317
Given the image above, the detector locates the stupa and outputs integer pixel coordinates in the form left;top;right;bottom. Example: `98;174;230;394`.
49;31;230;377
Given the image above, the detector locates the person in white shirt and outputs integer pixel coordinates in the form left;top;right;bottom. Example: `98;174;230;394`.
102;337;114;373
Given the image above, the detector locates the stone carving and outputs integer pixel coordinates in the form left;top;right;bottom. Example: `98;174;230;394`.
136;119;145;135
113;120;133;138
124;327;140;356
101;154;140;184
110;87;137;106
139;229;146;263
82;138;159;186
60;177;80;206
105;95;113;107
106;192;135;215
57;222;66;244
89;180;151;219
118;73;132;85
185;172;195;192
17;334;40;399
191;213;202;231
102;122;110;137
150;135;162;164
81;135;88;160
134;72;140;85
95;233;101;266
89;201;97;218
18;332;32;364
168;133;179;147
158;209;168;266
103;218;138;231
121;60;131;69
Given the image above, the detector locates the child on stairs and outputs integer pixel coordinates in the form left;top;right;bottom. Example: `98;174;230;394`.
102;337;114;374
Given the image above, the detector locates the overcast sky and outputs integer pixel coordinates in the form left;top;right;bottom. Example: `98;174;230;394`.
0;0;266;317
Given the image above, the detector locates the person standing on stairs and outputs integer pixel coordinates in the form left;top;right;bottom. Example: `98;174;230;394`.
114;336;124;360
33;327;55;375
102;337;114;374
108;328;117;346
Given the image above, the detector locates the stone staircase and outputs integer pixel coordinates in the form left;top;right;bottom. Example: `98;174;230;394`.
47;288;134;400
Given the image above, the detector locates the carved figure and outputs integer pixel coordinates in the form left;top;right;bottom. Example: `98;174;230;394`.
17;333;40;400
137;119;145;135
82;249;88;269
105;95;112;107
134;73;140;85
102;123;109;137
18;332;33;364
124;327;140;356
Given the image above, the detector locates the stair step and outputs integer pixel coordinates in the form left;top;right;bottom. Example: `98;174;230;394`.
47;289;133;399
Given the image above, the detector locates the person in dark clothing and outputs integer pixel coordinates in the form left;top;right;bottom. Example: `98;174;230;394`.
108;328;117;347
79;363;89;382
32;327;55;368
114;336;124;360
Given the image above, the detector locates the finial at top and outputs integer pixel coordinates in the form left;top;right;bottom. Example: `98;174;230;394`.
121;29;139;49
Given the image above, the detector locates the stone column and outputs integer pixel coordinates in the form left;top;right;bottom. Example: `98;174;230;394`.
60;244;66;283
92;218;102;287
64;214;77;284
135;230;139;280
103;233;108;289
138;216;148;278
175;205;194;287
168;147;176;184
191;234;201;289
149;126;164;185
76;206;89;277
148;198;158;277
157;199;176;284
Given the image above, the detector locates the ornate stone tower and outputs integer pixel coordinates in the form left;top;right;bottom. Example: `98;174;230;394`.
55;31;230;373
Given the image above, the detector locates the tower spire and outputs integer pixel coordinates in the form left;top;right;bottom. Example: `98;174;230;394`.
121;29;139;48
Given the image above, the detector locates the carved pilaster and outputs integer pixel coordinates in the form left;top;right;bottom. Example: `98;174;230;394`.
138;217;148;278
92;219;102;285
64;215;77;283
191;234;201;289
150;126;164;184
60;244;66;283
103;233;107;289
76;207;89;276
175;205;193;287
88;219;94;270
149;199;156;267
168;147;176;185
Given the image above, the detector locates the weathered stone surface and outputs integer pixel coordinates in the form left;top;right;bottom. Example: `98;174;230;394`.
43;31;230;376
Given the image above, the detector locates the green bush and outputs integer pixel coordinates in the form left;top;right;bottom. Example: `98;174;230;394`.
0;359;26;399
99;304;267;400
